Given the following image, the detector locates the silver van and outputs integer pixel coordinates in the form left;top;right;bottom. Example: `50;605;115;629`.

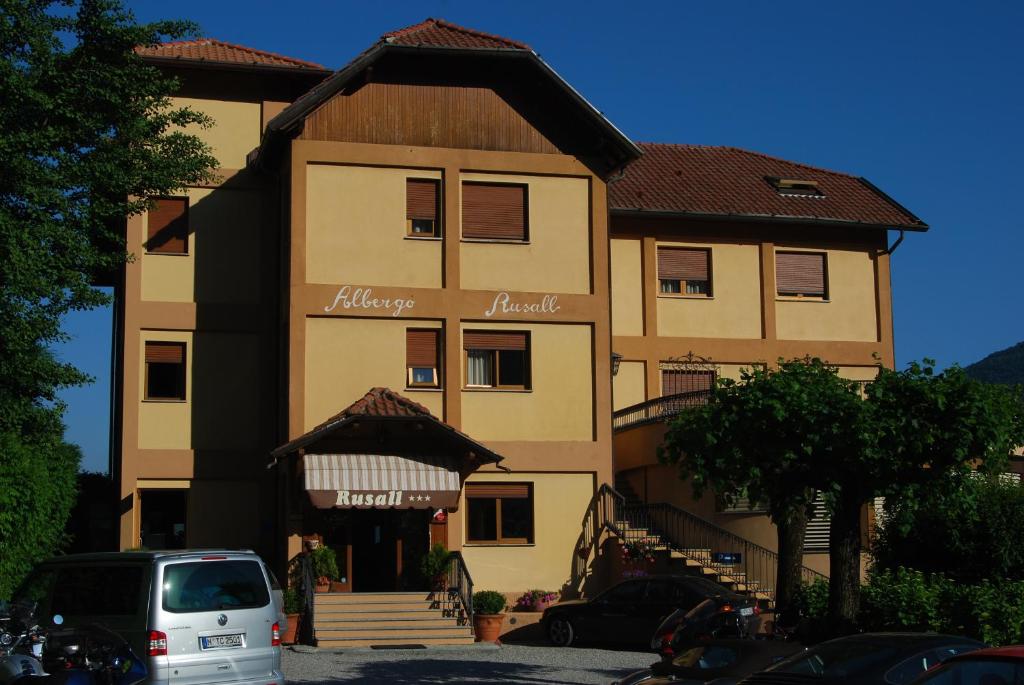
15;550;285;685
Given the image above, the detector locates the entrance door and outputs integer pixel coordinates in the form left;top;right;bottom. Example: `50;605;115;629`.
140;489;187;549
351;510;431;592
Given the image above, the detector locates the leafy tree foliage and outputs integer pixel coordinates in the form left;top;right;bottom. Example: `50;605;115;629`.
0;0;216;596
659;358;864;620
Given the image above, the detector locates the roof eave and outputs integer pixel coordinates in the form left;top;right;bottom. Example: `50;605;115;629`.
250;43;641;175
139;55;333;79
609;207;929;232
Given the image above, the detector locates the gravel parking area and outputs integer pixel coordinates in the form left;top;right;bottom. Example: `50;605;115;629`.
283;643;656;684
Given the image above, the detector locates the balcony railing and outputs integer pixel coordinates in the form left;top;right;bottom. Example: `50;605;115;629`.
612;390;713;432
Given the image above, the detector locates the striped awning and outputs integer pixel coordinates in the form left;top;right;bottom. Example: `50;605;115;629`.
303;454;462;510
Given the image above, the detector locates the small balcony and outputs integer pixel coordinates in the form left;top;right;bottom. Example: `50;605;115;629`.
612;390;713;433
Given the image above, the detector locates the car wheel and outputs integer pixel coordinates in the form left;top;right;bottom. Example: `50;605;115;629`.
547;616;576;647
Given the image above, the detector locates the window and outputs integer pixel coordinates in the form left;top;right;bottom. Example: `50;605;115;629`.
464;331;530;390
461;182;528;241
657;247;711;296
162;560;270;613
776;251;828;298
146;197;189;254
661;368;716;396
406;178;440;237
766;176;825;198
145;341;186;400
406;328;440;388
466;483;533;544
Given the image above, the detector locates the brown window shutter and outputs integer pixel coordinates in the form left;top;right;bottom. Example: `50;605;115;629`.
776;251;826;295
406;329;439;367
463;331;527;351
657;247;709;281
145;341;185;364
462;183;527;240
147;197;188;254
406;179;439;220
662;369;716;395
466;483;530;499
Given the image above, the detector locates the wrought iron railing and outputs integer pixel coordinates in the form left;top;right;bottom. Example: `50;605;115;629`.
296;553;317;646
612;390;713;432
571;484;623;591
433;552;474;633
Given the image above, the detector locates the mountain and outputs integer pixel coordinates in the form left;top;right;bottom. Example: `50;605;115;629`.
965;341;1024;386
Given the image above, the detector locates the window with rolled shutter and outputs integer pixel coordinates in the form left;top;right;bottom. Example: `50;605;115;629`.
465;483;534;543
658;247;711;295
406;329;440;387
146;198;189;254
661;369;716;396
406;179;440;237
464;331;530;389
145;341;186;400
461;182;528;241
776;251;827;298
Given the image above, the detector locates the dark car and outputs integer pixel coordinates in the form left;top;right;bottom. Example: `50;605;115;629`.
911;645;1024;684
614;638;803;685
654;597;762;656
738;633;983;685
542;574;755;648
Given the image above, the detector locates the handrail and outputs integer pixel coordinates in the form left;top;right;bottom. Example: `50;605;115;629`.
613;390;713;432
297;553;316;646
437;551;474;633
571;484;624;591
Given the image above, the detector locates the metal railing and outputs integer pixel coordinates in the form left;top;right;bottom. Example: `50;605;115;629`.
296;553;317;646
614;497;827;602
571;484;623;590
433;552;474;633
612;390;713;432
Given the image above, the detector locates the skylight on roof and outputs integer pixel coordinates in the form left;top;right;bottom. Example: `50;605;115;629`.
766;177;825;198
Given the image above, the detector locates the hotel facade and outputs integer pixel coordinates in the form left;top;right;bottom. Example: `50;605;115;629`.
115;19;927;638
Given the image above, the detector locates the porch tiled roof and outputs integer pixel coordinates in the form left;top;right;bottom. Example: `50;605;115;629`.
135;38;327;71
610;143;927;230
382;18;530;51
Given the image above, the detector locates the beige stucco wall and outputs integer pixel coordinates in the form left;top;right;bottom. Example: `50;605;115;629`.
613;361;646;410
188;480;260;549
191;333;261;450
610;238;644;336
459;173;591;295
460;322;592;442
172;97;261;169
306;165;443;288
836;365;881;381
304;317;444;430
141;187;264;304
460;472;592;593
138;330;192;450
656;242;762;339
775;248;878;342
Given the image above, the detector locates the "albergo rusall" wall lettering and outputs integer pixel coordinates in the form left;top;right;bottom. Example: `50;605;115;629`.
324;285;415;317
484;291;560;318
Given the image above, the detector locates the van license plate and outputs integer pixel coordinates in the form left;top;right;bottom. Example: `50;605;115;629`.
740;607;754;616
201;634;243;650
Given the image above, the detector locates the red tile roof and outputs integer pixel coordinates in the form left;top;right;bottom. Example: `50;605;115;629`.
136;38;327;71
331;387;434;421
610;143;926;229
382;18;530;51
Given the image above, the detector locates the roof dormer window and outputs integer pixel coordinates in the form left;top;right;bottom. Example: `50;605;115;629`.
767;177;825;198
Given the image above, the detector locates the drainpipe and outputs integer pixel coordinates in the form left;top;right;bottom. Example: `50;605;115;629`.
884;228;905;255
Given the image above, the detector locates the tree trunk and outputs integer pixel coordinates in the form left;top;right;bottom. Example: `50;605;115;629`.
774;504;808;626
828;493;863;631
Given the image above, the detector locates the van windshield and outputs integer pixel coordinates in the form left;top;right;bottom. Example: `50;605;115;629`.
163;560;269;613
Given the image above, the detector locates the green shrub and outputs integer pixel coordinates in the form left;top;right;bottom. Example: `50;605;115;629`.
473;590;506;615
794;577;830;620
310;546;339;581
860;567;946;633
419;543;451;581
282;587;302;615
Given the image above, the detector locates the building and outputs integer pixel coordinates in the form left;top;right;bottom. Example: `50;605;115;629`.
114;18;927;618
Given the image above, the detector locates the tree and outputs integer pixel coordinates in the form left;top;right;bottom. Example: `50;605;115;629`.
0;0;216;595
659;358;865;621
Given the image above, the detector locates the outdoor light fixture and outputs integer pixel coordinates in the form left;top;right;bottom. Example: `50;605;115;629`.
612;352;622;377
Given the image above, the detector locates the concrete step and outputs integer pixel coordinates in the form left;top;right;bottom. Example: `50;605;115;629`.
315;609;442;621
315;618;457;630
313;600;433;612
317;635;476;648
317;626;473;640
314;592;431;604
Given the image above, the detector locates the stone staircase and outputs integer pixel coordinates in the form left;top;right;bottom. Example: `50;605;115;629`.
313;591;475;648
612;475;773;605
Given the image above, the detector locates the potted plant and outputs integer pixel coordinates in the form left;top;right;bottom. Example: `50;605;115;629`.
513;589;559;612
419;543;452;591
309;546;339;592
472;590;507;643
281;587;302;645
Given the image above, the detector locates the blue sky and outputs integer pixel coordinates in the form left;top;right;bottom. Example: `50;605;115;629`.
55;1;1024;472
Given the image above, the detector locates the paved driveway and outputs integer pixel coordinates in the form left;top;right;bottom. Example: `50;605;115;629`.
283;643;655;684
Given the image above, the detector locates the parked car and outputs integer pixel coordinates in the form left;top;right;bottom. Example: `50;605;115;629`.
911;645;1024;684
12;550;286;685
653;597;762;656
614;638;803;685
542;574;754;648
738;633;983;685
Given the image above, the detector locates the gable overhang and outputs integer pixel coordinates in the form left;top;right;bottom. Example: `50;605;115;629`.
249;43;642;178
610;207;929;232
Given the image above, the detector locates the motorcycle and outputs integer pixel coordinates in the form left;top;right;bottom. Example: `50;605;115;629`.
0;600;47;683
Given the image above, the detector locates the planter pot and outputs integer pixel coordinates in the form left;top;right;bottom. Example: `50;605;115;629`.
473;613;506;643
314;582;330;593
282;613;300;645
531;599;553;613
